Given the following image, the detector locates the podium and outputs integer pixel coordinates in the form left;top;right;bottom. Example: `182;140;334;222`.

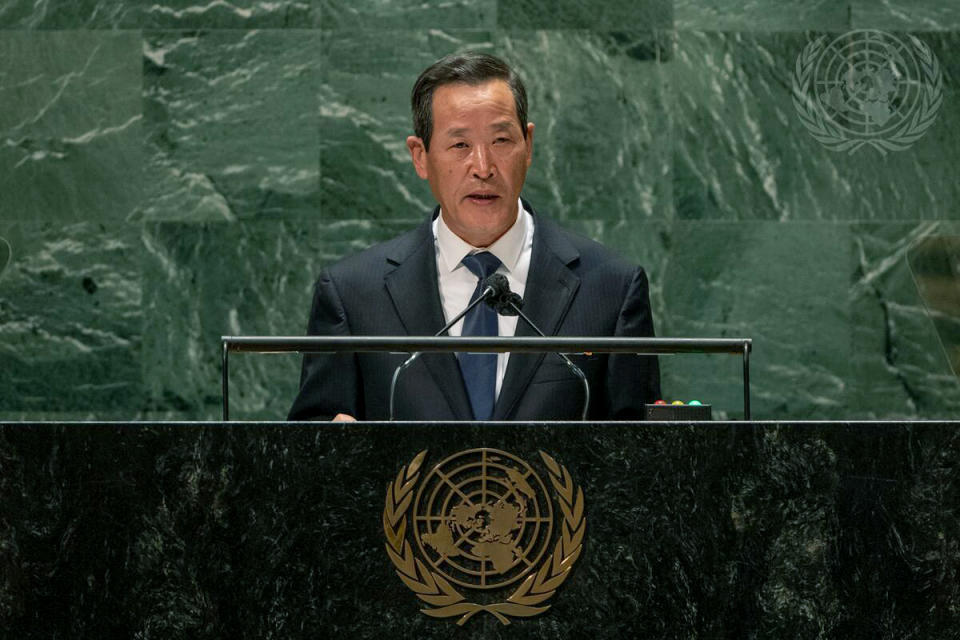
1;420;958;638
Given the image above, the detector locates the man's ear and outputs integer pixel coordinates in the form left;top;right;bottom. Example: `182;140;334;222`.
525;122;535;167
406;136;429;179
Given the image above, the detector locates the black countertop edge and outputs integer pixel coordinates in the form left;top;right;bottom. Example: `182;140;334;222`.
1;420;959;427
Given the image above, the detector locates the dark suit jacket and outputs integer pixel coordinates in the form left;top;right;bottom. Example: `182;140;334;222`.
288;201;660;421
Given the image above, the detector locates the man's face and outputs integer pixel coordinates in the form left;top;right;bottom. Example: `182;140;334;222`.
407;80;535;247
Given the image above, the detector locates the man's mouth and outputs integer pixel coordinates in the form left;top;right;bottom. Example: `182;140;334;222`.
466;193;500;205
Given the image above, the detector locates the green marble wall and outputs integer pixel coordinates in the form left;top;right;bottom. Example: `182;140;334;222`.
1;1;959;420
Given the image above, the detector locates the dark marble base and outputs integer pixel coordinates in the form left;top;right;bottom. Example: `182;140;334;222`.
1;421;958;638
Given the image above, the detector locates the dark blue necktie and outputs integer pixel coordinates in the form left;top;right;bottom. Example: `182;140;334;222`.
458;252;502;420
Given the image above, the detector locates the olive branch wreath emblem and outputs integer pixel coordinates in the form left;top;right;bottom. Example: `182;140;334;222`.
791;33;943;155
382;450;585;626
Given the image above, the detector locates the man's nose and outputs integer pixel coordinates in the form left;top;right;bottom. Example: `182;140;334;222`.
470;145;495;180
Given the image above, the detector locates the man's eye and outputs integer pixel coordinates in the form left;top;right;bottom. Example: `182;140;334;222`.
494;137;510;144
452;142;468;149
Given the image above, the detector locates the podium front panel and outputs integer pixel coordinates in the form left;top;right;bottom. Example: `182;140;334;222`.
0;421;957;638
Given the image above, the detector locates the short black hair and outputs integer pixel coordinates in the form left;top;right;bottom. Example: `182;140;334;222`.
411;51;528;151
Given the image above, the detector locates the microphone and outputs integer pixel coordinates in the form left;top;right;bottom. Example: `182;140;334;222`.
481;273;512;309
482;274;521;316
483;275;591;421
388;277;503;420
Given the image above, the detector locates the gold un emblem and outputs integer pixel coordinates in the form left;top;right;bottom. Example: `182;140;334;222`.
383;448;585;626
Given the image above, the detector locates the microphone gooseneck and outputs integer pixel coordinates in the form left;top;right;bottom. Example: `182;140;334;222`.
388;280;500;421
389;272;592;421
484;278;591;421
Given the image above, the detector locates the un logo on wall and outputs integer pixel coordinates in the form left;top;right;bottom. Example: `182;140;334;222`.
792;30;943;155
383;448;585;626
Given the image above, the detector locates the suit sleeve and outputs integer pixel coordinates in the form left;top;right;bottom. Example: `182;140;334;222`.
604;265;661;419
287;270;364;421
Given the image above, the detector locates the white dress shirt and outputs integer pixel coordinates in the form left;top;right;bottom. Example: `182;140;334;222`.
433;199;535;398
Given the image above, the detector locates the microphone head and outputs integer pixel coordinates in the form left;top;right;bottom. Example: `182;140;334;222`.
481;273;510;302
482;274;523;316
495;292;523;316
505;291;524;312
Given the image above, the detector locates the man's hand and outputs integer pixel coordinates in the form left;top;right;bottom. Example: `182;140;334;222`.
332;413;357;422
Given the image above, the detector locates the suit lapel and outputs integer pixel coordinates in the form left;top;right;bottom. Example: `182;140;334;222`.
384;215;473;420
492;210;581;420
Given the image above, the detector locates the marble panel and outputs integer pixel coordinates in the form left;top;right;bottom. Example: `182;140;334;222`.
140;219;411;419
321;0;496;30
497;0;672;30
916;32;960;90
850;222;960;419
0;235;9;277
675;0;851;31
321;32;671;223
658;222;853;419
907;235;960;379
0;222;143;415
135;0;315;28
558;219;671;408
0;0;313;29
0;31;142;222
322;29;671;223
672;31;960;221
671;0;960;32
501;31;673;223
142;30;320;222
852;0;960;30
559;219;669;323
320;31;494;223
0;410;196;422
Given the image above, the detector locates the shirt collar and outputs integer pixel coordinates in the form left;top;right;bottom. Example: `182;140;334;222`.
434;198;527;274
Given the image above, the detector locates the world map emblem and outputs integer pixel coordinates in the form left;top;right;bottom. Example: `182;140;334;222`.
792;30;943;155
382;448;585;625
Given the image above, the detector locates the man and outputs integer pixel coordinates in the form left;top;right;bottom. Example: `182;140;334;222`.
288;52;660;421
